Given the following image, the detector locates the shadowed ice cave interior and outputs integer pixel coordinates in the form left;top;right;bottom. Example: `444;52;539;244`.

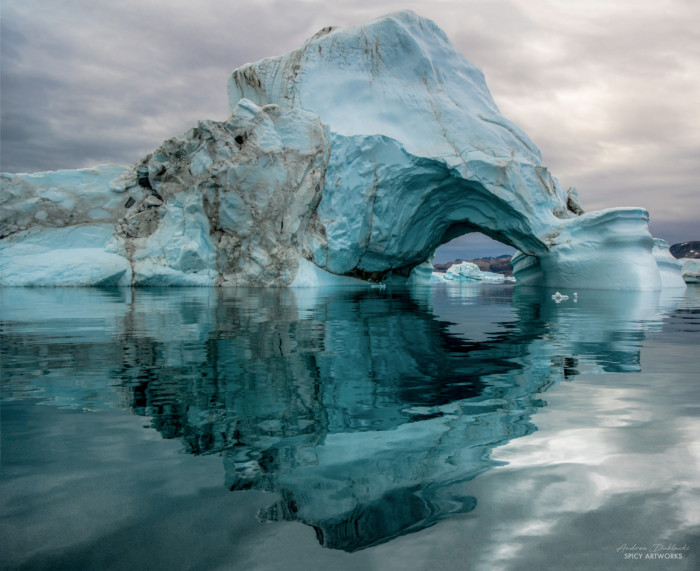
0;284;679;552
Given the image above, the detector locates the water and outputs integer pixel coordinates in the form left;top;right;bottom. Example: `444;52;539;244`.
1;284;698;570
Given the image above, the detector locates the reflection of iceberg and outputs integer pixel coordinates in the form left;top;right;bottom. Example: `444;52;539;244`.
0;285;687;551
114;289;549;551
509;287;680;374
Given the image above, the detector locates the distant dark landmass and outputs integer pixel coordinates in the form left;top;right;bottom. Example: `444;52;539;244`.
433;255;513;276
670;241;700;259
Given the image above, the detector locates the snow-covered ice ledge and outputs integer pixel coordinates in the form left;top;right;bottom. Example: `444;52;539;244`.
0;11;685;290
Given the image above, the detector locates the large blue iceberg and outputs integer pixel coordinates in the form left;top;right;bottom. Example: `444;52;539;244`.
0;11;685;289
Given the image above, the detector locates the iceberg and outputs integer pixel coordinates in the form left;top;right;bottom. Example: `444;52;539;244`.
431;261;511;283
0;11;684;290
680;258;700;284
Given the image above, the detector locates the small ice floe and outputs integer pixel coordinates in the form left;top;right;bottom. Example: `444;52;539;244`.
371;282;387;290
572;292;578;302
552;291;569;303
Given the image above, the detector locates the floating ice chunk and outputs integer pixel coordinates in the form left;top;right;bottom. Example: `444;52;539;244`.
552;291;569;303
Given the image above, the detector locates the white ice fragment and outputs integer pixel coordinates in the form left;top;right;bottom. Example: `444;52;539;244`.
552;291;569;303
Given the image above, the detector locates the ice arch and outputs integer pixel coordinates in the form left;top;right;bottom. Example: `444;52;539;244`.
228;11;678;290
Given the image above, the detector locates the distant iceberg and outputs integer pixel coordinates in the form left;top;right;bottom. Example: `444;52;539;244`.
680;258;700;284
431;261;513;283
0;11;684;290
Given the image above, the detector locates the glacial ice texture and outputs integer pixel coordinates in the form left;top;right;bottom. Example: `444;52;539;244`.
0;11;683;289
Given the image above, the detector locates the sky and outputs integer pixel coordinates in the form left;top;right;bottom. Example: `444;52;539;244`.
1;0;698;260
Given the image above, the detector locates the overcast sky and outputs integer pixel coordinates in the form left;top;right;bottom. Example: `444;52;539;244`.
1;0;698;259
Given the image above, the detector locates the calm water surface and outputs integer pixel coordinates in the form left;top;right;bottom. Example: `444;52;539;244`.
1;284;699;570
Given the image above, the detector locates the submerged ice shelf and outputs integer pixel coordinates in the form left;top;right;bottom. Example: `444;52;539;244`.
0;11;685;290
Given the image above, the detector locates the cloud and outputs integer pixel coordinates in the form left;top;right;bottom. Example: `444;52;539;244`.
0;0;322;171
1;0;698;249
441;0;700;244
433;234;516;263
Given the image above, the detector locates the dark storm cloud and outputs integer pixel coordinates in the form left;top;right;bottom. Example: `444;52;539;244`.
1;0;697;245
